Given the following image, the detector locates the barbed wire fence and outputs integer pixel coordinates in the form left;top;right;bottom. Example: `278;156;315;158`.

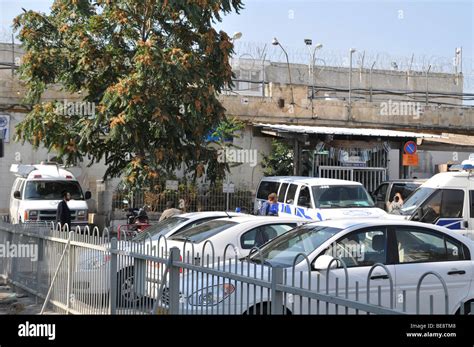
232;41;474;94
1;26;473;95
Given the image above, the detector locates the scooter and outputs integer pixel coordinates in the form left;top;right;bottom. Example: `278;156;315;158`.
118;206;151;240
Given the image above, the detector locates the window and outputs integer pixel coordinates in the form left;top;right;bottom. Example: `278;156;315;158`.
248;224;342;267
414;189;464;223
24;181;84;200
374;183;389;201
278;183;289;203
257;181;280;200
297;186;312;208
241;224;295;249
286;184;298;204
320;228;387;267
395;227;467;263
168;220;237;243
389;183;406;202
470;191;474;218
132;216;189;241
312;185;374;208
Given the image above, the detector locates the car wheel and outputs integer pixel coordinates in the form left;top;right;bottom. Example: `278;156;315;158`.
116;267;142;307
457;300;474;315
245;302;292;315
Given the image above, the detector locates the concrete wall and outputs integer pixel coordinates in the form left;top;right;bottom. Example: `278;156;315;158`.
232;59;464;106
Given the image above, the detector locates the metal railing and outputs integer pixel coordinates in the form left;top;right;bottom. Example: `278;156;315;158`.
318;166;387;193
112;189;254;213
0;222;472;315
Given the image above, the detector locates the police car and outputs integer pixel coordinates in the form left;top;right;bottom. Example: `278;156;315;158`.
254;176;386;221
392;154;474;240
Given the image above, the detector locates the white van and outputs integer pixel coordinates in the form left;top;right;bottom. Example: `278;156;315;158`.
9;163;91;226
392;154;474;240
254;176;386;221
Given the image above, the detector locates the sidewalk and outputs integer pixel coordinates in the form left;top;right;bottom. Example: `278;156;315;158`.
0;278;50;315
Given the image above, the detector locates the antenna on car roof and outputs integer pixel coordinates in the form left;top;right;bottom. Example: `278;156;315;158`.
225;210;232;218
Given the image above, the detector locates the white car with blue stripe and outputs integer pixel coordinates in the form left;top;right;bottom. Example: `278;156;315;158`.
391;154;474;241
254;176;387;221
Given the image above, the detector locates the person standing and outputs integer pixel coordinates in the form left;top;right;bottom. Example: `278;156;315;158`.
258;193;279;216
56;191;72;230
159;201;182;221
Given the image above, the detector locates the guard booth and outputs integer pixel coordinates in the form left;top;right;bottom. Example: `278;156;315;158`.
255;123;442;192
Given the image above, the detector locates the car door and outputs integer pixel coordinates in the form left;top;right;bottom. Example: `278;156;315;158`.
238;223;297;257
373;183;389;210
301;227;396;314
413;189;466;235
10;178;21;223
294;185;313;219
467;190;474;241
393;225;473;314
280;184;298;216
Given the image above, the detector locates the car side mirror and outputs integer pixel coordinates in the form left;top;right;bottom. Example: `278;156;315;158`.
85;191;92;200
13;191;21;199
312;255;338;271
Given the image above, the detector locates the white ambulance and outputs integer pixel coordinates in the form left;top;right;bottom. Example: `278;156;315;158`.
392;154;474;240
254;176;387;221
9;163;91;226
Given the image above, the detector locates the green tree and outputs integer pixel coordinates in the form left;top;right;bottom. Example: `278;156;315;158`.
13;0;243;187
261;139;293;176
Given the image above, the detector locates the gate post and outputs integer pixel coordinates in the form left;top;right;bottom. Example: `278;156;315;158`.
109;238;118;314
271;267;284;315
168;247;181;314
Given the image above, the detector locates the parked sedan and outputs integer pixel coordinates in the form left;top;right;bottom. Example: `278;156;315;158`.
131;211;243;242
165;215;308;261
73;212;243;302
173;219;474;314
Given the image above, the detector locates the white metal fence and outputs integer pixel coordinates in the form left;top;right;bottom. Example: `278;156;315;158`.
0;222;472;315
318;166;387;193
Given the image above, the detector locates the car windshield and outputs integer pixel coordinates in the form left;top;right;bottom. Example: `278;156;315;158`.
132;216;188;241
312;185;374;208
248;224;342;267
398;187;435;216
24;181;84;200
168;219;238;243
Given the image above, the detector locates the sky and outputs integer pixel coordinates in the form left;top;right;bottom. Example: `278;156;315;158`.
0;0;473;82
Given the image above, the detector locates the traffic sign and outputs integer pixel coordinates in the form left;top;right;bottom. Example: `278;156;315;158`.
404;141;417;154
402;153;419;166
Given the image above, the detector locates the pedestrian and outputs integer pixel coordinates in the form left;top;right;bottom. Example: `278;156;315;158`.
258;193;279;216
159;201;182;221
388;193;403;213
56;191;72;230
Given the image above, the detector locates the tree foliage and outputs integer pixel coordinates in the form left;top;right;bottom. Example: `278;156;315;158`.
13;0;243;186
261;139;293;176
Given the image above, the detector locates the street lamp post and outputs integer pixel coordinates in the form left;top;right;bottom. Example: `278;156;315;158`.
425;64;432;106
273;37;294;106
304;39;323;110
349;48;356;117
369;61;376;102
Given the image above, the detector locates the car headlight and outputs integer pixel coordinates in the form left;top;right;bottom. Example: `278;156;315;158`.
76;210;87;220
188;284;235;306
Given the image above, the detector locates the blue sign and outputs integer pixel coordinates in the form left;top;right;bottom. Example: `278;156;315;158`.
404;141;417;155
